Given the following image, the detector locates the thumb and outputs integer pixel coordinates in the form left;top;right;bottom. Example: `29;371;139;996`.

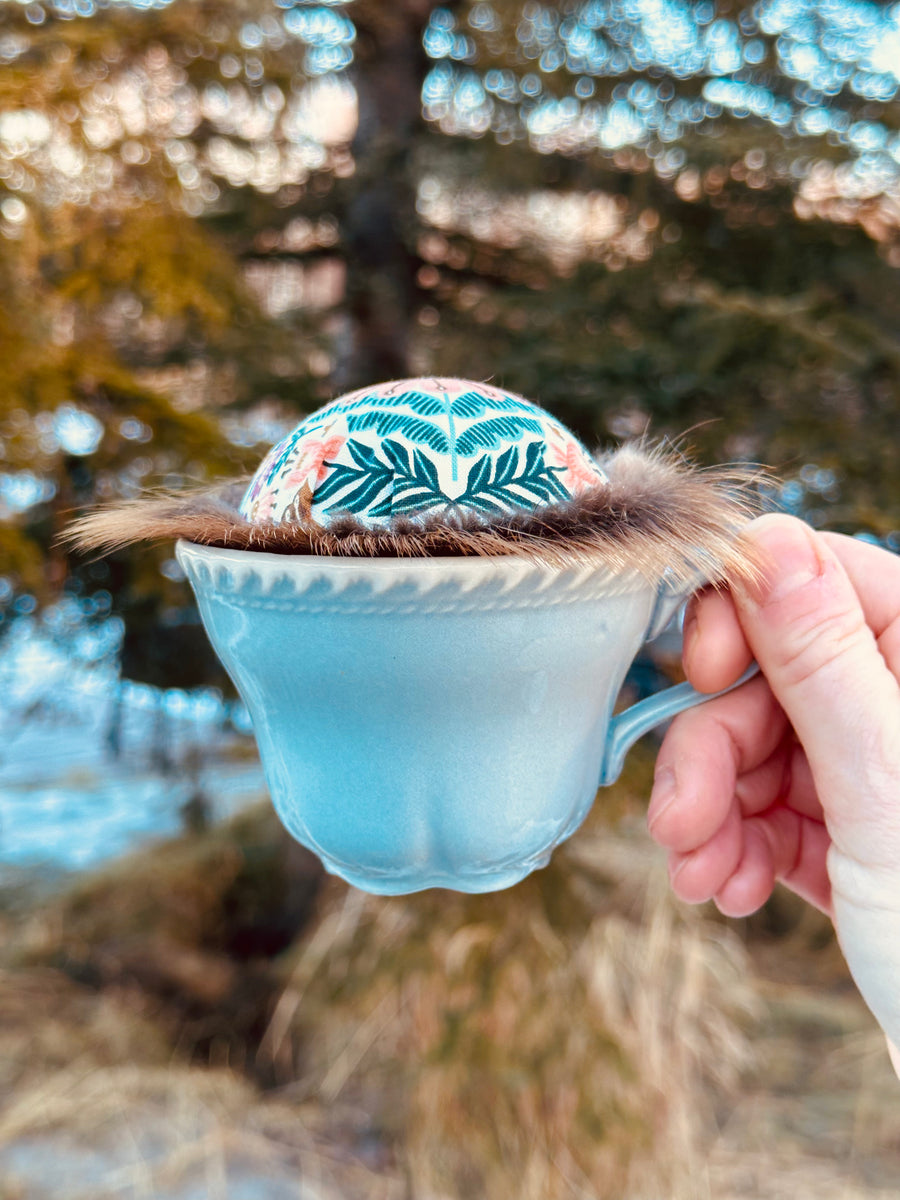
735;515;900;1057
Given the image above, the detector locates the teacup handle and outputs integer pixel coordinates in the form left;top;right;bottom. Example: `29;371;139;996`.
600;663;760;787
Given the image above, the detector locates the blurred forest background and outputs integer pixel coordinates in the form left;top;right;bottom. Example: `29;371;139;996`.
3;1;900;1198
3;0;900;681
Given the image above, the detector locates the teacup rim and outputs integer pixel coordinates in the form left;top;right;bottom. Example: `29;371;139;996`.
174;537;669;603
176;539;692;641
176;537;583;577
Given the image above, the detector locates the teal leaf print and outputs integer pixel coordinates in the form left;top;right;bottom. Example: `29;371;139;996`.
326;388;537;421
381;438;447;513
346;410;451;454
367;494;395;519
378;437;415;476
391;390;447;417
379;441;442;495
448;391;491;419
412;446;440;492
313;440;393;511
390;490;447;515
317;438;447;518
493;442;520;484
341;470;396;514
455;416;544;456
308;463;360;505
521;439;571;501
330;390;446;418
457;440;571;512
314;465;391;514
345;439;383;471
463;451;492;497
449;390;539;418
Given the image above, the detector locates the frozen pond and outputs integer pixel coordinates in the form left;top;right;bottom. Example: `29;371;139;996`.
0;615;267;876
0;601;687;878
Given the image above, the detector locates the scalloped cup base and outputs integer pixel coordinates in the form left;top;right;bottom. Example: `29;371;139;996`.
315;848;554;896
176;540;684;895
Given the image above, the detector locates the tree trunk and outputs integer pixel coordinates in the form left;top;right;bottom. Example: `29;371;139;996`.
334;1;444;390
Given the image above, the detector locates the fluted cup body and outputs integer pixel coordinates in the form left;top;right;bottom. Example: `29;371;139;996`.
177;542;672;894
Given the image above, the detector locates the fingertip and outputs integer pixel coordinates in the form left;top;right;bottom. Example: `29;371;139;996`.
648;763;722;854
681;594;700;667
667;802;743;903
713;825;775;917
669;850;712;905
649;677;783;852
647;764;676;834
683;586;754;694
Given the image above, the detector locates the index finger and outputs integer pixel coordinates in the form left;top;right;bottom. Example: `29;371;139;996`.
683;587;753;693
648;672;788;853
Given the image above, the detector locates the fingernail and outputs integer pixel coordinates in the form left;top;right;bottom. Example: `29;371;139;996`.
682;601;699;662
648;765;676;831
745;521;823;607
669;854;688;884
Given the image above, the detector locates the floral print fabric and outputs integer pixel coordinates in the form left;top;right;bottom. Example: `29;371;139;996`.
240;377;608;527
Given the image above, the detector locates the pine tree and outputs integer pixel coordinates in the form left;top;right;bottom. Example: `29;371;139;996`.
3;0;900;681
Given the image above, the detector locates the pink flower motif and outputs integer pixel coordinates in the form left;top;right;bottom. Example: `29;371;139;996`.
284;433;346;493
546;430;603;492
254;490;276;521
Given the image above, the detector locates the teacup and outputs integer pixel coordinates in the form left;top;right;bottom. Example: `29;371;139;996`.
177;541;754;895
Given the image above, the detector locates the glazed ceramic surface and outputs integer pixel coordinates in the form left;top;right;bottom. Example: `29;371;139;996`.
239;377;607;527
177;541;754;895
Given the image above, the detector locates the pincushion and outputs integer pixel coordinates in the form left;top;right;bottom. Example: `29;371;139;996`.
239;377;607;528
65;376;765;589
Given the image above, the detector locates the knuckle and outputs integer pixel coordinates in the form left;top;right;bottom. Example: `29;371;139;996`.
770;603;869;691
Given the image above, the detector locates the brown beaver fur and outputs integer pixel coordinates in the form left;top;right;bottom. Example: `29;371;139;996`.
63;442;768;589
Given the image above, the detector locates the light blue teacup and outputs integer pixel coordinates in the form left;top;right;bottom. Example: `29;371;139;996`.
177;541;754;895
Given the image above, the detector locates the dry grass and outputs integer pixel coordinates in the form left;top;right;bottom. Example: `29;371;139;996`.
252;755;763;1198
1;749;898;1198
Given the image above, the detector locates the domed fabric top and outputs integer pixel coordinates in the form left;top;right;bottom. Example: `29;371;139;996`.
239;377;607;528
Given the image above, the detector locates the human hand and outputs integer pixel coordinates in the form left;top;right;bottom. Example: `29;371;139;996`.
647;513;900;1070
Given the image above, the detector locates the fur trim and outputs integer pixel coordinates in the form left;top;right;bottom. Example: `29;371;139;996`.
62;444;767;589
